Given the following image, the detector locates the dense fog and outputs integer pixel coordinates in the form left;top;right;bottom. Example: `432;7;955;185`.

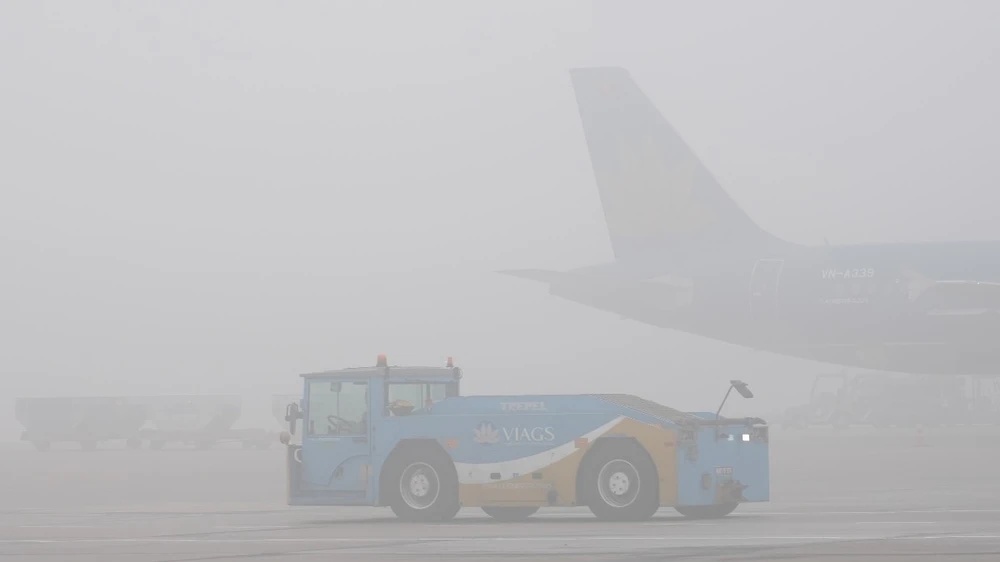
2;1;999;434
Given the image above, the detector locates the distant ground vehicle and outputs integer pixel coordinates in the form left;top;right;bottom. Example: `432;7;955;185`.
279;355;770;522
14;395;275;451
135;395;273;450
15;397;148;451
781;371;997;429
781;372;853;429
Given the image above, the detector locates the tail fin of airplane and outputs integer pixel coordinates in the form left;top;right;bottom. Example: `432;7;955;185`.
570;67;773;261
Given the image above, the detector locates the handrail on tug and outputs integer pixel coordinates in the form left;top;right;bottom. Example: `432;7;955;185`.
704;380;765;437
688;416;768;428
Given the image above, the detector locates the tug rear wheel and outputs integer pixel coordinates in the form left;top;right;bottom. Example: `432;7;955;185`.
581;439;660;521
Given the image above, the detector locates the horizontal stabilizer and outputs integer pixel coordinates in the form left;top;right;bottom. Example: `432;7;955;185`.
501;268;693;314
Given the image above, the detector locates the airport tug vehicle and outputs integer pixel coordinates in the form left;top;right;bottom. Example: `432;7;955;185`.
279;355;769;522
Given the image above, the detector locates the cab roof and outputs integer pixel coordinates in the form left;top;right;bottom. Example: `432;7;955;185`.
299;365;460;380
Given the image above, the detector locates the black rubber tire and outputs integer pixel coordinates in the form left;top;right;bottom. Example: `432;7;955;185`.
383;448;460;522
436;497;462;521
674;503;738;519
580;439;660;521
481;506;539;521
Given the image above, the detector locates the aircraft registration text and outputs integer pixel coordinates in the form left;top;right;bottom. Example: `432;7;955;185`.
821;268;875;280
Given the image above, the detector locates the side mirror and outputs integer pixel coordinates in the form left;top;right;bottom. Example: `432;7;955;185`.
732;380;754;399
285;402;302;435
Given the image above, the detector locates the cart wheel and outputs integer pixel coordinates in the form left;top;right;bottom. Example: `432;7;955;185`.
482;506;539;521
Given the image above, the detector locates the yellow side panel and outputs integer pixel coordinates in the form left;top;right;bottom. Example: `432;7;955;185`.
457;418;678;507
610;417;679;506
458;443;589;507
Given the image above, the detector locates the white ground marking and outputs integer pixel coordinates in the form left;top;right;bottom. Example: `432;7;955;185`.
13;525;99;529
214;525;294;530
0;537;868;544
4;535;1000;545
748;509;1000;516
855;521;937;525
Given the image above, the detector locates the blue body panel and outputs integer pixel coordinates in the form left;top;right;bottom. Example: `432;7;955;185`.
676;424;770;506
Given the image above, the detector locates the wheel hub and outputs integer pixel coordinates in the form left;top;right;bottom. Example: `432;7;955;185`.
608;471;630;495
409;472;430;497
399;462;440;510
597;459;640;508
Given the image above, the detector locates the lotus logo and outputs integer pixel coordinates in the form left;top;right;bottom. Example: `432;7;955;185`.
473;422;500;445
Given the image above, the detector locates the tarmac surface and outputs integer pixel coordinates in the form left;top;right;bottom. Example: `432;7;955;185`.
2;424;1000;561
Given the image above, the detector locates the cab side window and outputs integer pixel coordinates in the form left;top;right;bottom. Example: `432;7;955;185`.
387;383;447;413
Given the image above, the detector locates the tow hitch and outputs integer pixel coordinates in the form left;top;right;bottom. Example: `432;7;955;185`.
719;479;748;503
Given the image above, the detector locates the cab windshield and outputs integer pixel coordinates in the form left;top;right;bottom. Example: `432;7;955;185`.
306;380;368;436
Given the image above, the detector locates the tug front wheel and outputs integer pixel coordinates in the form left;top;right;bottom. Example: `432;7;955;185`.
580;439;660;521
383;446;460;522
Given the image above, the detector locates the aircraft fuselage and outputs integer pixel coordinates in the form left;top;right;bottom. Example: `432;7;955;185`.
541;240;1000;375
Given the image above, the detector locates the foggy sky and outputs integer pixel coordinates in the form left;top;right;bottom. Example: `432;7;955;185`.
2;1;999;437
